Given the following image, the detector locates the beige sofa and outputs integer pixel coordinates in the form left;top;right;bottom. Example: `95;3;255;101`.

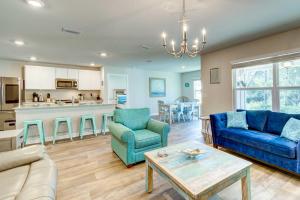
0;145;57;200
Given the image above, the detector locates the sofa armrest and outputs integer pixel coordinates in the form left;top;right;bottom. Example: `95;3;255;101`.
0;145;45;172
147;119;170;147
210;112;227;145
108;122;135;143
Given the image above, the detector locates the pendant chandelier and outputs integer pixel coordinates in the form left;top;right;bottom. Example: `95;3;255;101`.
161;0;207;58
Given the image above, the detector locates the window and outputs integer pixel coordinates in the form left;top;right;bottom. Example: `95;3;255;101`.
234;58;300;113
234;64;273;110
278;59;300;113
193;80;201;103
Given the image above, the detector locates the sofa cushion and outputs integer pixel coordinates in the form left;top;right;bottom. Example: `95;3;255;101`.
16;157;57;200
226;111;248;129
281;118;300;142
134;129;161;149
237;109;269;131
114;108;150;130
220;128;297;159
265;111;300;135
0;165;29;200
0;145;45;172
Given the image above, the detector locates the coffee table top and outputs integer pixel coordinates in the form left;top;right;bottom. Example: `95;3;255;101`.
145;141;252;198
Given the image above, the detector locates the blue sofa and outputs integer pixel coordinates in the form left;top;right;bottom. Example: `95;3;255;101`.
210;110;300;175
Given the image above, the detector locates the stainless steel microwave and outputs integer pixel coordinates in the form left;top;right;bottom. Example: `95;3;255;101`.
56;79;78;89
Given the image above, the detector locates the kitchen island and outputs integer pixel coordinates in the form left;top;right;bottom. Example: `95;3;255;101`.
14;103;116;144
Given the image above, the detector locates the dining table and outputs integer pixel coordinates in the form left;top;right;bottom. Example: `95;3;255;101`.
163;101;200;124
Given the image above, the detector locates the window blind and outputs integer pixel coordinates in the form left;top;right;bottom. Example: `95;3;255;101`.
231;49;300;68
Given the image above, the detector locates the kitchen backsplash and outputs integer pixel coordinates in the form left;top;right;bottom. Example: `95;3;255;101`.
24;90;101;102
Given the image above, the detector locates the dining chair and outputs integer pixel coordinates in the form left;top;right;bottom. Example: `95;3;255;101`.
158;100;169;122
184;103;196;121
173;103;185;122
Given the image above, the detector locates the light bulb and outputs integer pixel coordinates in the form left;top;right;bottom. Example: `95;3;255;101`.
161;32;166;38
183;24;188;32
202;28;206;36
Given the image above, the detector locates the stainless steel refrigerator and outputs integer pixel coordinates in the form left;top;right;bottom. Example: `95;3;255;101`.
0;77;22;131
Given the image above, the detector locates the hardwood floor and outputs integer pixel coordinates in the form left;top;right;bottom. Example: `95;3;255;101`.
46;120;300;200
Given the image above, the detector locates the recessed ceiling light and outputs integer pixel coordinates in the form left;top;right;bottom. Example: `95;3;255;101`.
14;40;24;46
30;56;37;61
90;62;95;67
181;66;186;69
26;0;45;8
100;52;107;57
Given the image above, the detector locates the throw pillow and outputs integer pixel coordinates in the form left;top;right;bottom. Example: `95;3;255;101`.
227;111;248;129
281;117;300;142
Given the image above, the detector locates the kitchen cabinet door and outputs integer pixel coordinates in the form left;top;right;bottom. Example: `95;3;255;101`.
78;70;101;90
24;66;56;90
68;69;79;80
55;68;68;79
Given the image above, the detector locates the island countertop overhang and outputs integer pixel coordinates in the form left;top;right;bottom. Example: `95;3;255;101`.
14;103;116;112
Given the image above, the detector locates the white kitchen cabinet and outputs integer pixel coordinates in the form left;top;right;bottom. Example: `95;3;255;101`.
24;66;56;90
55;68;78;80
55;68;68;79
68;69;79;80
78;70;101;90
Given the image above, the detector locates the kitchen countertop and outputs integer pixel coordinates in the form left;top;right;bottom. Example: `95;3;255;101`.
14;102;116;111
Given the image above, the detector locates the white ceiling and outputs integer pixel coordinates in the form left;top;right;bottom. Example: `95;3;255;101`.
0;0;300;72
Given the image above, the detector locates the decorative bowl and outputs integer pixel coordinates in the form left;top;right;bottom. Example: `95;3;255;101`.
181;148;204;158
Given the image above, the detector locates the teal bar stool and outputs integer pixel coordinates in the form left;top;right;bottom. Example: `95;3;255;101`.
53;117;73;144
79;114;97;139
101;113;114;135
23;119;45;145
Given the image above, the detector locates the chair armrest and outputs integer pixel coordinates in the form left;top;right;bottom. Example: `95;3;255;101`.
210;112;227;145
108;122;134;143
0;145;45;172
147;119;170;146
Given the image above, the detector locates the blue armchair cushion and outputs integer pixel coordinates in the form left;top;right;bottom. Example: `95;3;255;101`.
114;108;150;130
220;128;297;159
226;111;248;129
134;129;161;149
265;112;300;135
281;118;300;142
237;109;269;131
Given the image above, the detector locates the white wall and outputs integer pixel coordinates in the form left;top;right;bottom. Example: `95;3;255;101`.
103;66;181;115
181;70;200;100
201;27;300;115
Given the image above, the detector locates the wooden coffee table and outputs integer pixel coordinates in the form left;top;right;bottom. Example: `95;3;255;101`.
145;141;252;200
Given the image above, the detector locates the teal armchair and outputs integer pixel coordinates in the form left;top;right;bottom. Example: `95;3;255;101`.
108;108;170;167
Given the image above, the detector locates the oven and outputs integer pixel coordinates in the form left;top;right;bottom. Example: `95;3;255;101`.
0;77;21;130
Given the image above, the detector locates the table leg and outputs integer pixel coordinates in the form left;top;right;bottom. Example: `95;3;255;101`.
241;168;251;200
146;161;153;193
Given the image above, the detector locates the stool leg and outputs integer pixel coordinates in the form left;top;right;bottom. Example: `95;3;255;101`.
67;119;73;141
24;124;29;145
80;118;84;139
37;123;44;145
53;120;58;144
92;117;97;136
42;122;46;144
102;115;107;135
